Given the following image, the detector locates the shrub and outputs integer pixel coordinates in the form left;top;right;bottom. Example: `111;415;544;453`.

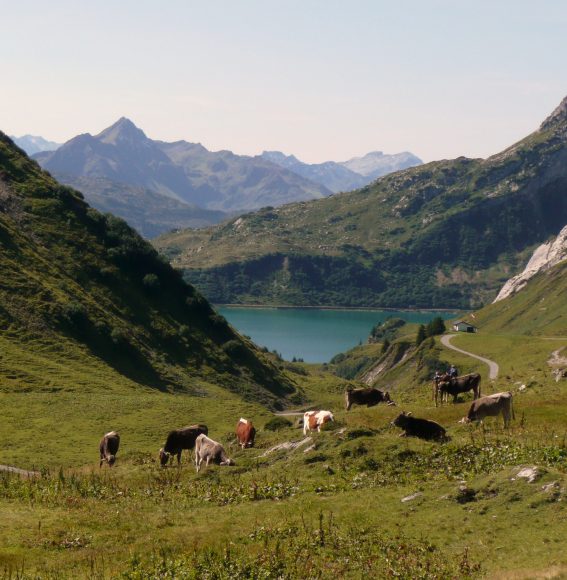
264;417;292;431
142;273;160;291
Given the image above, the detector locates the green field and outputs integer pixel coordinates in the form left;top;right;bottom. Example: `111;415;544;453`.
2;329;567;578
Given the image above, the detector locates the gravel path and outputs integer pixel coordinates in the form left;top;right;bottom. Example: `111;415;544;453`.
440;334;499;380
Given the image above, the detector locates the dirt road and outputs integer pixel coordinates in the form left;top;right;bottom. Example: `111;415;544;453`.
440;334;499;380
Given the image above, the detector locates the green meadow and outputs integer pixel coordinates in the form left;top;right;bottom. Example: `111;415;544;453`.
2;328;567;578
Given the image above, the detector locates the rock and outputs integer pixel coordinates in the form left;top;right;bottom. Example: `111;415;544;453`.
494;225;567;302
515;466;539;483
260;437;312;457
401;492;423;503
518;384;527;392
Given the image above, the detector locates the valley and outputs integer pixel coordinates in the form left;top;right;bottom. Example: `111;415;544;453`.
3;90;567;580
156;96;567;310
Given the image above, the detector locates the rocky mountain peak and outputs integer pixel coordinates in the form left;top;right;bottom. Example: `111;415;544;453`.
540;95;567;131
96;117;148;145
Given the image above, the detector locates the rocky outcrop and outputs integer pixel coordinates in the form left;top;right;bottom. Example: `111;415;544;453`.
494;224;567;302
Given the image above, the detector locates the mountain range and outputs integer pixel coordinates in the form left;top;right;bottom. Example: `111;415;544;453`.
11;134;61;155
33;118;331;212
155;95;567;309
28;119;421;237
0;131;294;407
261;150;422;193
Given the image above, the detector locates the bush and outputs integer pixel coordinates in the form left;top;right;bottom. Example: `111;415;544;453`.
142;273;160;291
264;417;292;431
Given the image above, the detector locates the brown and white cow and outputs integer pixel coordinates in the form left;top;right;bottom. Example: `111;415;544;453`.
435;373;481;406
345;387;394;410
99;431;120;467
159;424;208;466
303;410;334;435
461;391;515;428
194;434;234;472
236;418;256;449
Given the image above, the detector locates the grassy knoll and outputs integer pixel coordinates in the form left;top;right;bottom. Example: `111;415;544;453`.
2;330;567;578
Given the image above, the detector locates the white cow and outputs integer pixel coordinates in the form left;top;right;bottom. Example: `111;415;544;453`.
303;410;334;435
194;434;234;472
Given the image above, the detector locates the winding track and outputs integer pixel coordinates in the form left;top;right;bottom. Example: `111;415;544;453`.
440;334;499;380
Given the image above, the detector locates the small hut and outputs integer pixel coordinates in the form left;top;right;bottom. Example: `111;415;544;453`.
452;321;477;333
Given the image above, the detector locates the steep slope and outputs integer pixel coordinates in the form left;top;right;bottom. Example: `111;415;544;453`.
56;174;228;238
156;95;567;309
34;118;331;212
494;223;567;302
474;255;567;337
0;133;295;408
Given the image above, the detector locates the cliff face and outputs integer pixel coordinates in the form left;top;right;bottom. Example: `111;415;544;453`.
493;224;567;302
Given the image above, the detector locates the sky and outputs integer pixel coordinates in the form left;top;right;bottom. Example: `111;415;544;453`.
1;0;566;163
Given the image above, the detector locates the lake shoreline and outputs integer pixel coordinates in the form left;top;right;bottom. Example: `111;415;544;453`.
216;303;465;314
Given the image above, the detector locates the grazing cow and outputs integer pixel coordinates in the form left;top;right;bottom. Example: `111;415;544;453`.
159;424;208;467
461;392;515;428
435;373;481;406
99;431;120;467
236;418;256;449
194;434;234;472
345;387;394;411
392;412;447;441
303;410;334;435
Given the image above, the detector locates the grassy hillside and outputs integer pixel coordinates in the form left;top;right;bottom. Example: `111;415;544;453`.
54;174;228;238
156;96;567;309
0;132;296;411
473;258;567;336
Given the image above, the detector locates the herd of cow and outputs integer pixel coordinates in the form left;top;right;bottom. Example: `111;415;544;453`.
99;374;515;469
99;418;256;470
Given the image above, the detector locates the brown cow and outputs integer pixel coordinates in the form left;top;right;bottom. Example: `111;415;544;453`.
236;418;256;449
435;373;481;406
461;392;515;428
99;431;120;467
159;424;208;466
345;387;394;410
195;434;234;472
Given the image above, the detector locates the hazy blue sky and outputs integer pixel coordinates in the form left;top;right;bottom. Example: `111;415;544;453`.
2;0;566;162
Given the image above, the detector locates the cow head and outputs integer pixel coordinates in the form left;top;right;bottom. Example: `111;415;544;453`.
159;448;170;467
384;391;396;406
220;458;235;466
107;454;116;467
392;411;411;428
459;417;471;424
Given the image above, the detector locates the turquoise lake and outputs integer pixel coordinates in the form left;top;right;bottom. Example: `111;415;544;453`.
218;307;459;363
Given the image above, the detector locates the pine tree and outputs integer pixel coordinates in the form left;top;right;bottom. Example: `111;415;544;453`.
415;324;426;346
426;316;446;337
381;338;390;354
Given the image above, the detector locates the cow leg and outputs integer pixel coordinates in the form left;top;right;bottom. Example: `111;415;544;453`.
177;451;182;466
195;457;201;473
